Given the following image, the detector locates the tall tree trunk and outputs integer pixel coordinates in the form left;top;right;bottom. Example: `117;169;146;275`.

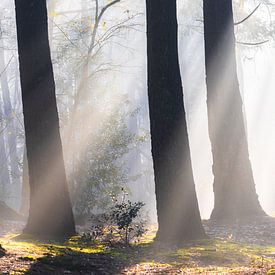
15;0;75;237
0;107;10;201
0;22;20;190
203;0;265;222
18;0;57;215
146;0;205;242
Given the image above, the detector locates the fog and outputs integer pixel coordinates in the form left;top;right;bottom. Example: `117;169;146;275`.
0;0;274;222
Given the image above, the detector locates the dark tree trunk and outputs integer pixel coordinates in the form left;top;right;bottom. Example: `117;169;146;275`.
203;0;265;222
15;0;75;237
146;0;206;242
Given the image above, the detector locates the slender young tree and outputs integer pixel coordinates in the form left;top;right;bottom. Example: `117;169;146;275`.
0;24;21;210
0;106;10;200
146;0;206;242
203;0;265;221
15;0;75;237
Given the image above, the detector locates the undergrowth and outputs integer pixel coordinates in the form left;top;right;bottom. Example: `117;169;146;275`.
0;227;274;274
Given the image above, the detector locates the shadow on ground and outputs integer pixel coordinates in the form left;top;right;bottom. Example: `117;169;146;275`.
22;238;275;274
25;249;123;274
1;219;275;274
0;244;5;258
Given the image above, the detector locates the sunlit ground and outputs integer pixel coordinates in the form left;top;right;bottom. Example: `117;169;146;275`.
0;225;274;274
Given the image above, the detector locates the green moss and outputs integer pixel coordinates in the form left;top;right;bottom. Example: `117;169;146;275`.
0;230;274;274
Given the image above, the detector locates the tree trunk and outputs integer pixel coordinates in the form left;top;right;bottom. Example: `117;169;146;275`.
0;21;12;202
15;0;75;238
0;108;10;201
0;22;20;190
203;0;266;222
146;0;206;242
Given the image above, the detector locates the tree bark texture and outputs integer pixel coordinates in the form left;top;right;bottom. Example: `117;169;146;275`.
146;0;206;242
203;0;265;221
15;0;75;237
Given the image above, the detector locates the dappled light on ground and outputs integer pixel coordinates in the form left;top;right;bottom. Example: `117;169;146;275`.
0;222;274;274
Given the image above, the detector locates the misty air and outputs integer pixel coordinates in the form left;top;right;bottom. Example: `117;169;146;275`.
0;0;274;274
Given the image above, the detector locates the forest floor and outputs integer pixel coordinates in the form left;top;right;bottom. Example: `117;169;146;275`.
0;218;275;274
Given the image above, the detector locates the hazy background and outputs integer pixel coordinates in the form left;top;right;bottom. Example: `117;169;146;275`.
0;0;274;220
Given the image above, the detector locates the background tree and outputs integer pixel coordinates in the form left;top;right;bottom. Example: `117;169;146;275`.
0;21;21;207
146;0;205;242
0;103;10;200
203;0;266;221
14;0;75;237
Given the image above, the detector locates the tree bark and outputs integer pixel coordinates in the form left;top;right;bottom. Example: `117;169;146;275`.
146;0;206;242
203;0;266;222
15;0;75;237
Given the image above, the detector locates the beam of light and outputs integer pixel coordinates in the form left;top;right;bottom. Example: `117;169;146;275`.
241;47;275;217
19;0;138;220
179;33;214;219
5;0;275;231
179;0;275;220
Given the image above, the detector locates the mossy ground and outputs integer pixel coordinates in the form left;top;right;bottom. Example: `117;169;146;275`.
0;226;274;274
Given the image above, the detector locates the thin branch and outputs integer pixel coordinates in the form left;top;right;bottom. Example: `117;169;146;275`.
96;15;141;47
88;0;121;55
50;19;82;52
0;55;14;77
234;3;261;25
236;40;269;46
98;0;120;22
88;0;100;56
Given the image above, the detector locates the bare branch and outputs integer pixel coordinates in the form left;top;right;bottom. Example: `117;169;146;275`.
236;40;269;46
98;0;121;23
88;0;121;55
0;55;13;77
88;0;100;56
50;19;84;54
234;3;261;25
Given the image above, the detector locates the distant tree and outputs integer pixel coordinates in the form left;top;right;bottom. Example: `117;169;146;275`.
14;0;75;237
203;0;266;221
146;0;205;242
0;21;21;207
0;105;10;200
0;23;11;199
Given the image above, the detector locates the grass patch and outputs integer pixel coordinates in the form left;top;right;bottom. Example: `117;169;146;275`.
0;228;274;274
